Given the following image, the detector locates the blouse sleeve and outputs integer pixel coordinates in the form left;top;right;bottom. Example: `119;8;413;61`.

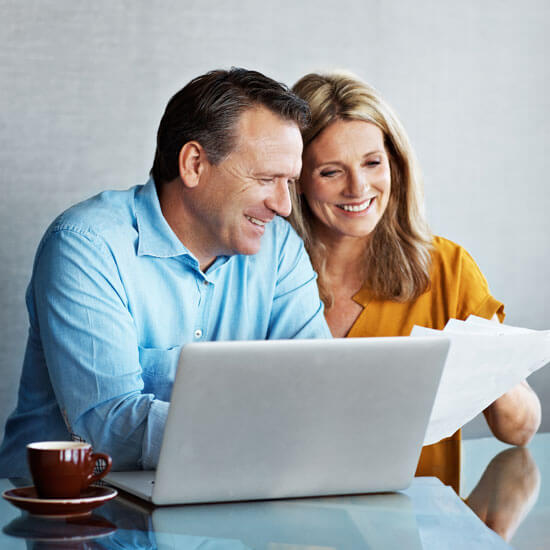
453;243;505;322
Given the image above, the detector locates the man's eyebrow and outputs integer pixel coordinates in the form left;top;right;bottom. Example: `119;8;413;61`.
255;172;301;180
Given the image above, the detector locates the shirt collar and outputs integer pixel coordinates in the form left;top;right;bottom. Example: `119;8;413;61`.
135;177;195;259
352;283;371;307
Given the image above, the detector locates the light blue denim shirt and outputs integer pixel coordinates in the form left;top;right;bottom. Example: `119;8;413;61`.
0;179;330;477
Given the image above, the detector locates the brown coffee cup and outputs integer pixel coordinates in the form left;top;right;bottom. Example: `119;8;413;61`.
27;441;112;499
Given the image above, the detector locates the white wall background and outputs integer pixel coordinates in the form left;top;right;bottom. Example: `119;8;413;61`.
1;0;549;438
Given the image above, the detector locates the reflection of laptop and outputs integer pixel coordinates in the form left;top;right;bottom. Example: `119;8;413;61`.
107;337;449;505
107;489;422;549
151;492;423;549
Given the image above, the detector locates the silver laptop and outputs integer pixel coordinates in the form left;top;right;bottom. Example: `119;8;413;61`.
107;337;449;505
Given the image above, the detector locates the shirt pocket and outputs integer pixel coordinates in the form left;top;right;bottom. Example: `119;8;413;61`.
138;345;182;402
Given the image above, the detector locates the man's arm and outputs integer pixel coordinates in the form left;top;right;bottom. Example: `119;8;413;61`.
33;227;167;469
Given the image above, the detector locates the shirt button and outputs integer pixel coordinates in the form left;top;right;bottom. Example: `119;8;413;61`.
194;329;203;339
203;280;209;286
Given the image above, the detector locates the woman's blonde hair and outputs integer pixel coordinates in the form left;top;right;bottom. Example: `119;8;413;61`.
288;72;433;307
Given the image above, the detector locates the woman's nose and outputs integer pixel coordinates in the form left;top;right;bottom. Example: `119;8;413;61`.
345;169;369;197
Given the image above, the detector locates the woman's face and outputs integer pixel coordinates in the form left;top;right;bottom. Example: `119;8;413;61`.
300;119;391;242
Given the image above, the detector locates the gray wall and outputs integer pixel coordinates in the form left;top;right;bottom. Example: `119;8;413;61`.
1;0;549;439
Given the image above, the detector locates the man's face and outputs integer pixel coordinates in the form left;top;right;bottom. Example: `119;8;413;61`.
188;106;303;264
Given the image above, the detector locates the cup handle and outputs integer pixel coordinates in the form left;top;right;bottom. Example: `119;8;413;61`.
88;452;113;484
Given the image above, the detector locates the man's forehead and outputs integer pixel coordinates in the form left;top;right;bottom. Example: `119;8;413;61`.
234;138;302;173
234;106;301;141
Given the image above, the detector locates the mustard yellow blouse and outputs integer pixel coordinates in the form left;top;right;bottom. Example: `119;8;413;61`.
347;236;505;492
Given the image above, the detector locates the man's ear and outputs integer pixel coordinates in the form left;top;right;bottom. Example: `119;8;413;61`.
178;141;207;188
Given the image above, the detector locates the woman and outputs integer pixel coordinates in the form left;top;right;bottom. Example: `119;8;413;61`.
289;71;541;492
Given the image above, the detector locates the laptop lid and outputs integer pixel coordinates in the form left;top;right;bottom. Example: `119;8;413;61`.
145;336;448;505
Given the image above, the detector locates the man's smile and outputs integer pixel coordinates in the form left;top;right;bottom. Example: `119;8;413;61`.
245;215;268;227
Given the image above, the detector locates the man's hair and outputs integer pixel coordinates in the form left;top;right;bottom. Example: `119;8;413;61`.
151;67;311;186
288;71;434;306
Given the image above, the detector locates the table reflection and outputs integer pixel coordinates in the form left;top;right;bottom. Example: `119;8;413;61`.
97;490;423;549
465;446;540;541
2;512;116;549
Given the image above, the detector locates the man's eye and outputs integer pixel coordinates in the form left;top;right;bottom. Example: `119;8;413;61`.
320;170;339;178
260;178;274;184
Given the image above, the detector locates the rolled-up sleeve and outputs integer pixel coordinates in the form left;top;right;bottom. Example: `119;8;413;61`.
33;227;166;469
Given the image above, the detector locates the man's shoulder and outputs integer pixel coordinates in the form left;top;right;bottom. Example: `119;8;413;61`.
47;185;141;245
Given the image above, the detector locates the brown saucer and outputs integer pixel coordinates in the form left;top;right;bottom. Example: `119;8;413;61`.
2;485;117;517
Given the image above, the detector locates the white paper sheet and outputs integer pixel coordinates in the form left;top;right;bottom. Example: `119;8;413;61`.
412;317;550;446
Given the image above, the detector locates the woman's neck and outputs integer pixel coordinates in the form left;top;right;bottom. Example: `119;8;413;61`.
315;227;369;289
319;235;370;337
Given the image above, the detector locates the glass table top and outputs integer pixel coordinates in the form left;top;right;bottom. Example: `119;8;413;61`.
1;432;549;549
461;431;550;549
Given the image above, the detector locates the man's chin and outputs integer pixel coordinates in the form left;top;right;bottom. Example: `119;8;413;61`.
234;239;262;256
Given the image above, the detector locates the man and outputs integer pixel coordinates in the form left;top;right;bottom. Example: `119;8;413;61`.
0;68;331;477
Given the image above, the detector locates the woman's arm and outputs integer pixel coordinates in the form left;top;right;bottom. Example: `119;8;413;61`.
483;380;541;446
482;316;542;445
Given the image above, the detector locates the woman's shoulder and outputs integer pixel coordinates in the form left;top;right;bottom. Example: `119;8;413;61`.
431;236;478;269
432;235;466;257
430;235;490;289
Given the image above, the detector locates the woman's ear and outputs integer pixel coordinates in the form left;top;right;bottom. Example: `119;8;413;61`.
178;141;206;188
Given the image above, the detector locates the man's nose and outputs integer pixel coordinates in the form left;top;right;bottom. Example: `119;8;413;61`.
266;179;292;218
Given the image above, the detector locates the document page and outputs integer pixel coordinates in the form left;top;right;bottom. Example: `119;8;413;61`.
412;317;550;446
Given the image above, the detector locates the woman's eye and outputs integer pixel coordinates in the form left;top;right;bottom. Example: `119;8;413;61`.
366;160;381;167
